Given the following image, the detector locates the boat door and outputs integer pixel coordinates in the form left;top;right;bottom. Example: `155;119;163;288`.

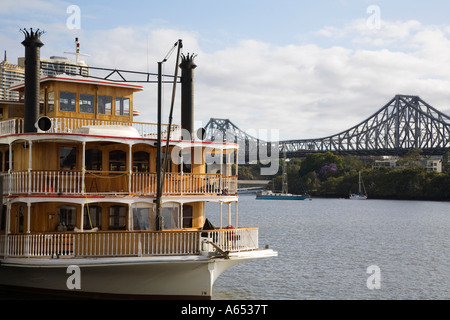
12;204;25;233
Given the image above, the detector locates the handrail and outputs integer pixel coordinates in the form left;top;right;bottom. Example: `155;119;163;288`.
0;171;238;196
0;117;181;139
0;228;259;258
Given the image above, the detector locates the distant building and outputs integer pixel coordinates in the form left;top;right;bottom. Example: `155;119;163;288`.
373;156;442;172
0;51;25;100
1;50;89;103
373;158;397;169
18;55;89;77
41;56;88;77
421;158;442;172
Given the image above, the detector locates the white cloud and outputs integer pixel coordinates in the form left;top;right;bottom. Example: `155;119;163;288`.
3;3;450;141
75;27;203;125
54;22;450;140
316;18;424;50
189;19;450;140
190;34;450;139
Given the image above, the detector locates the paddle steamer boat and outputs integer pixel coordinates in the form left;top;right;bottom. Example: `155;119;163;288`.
0;30;276;299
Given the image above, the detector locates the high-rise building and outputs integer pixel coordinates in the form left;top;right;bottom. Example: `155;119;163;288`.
2;37;89;101
17;55;89;77
40;56;89;77
0;51;25;100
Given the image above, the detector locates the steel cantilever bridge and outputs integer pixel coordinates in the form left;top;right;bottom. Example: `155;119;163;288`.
204;95;450;161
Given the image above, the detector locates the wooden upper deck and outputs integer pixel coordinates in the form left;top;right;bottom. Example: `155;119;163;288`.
0;75;240;238
6;75;143;123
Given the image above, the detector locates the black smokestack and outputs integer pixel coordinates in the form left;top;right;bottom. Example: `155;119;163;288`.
21;28;44;133
179;53;196;137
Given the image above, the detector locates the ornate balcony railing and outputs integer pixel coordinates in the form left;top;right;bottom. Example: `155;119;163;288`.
0;118;181;139
1;171;238;196
0;228;259;258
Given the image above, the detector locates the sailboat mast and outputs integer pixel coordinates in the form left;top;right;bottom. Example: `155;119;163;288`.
358;171;361;193
281;143;288;194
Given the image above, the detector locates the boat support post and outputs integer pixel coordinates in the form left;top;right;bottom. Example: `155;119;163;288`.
156;61;163;230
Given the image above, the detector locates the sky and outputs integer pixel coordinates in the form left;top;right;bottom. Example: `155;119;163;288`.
2;0;450;140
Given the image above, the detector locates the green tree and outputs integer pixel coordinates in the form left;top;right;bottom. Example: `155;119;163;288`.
342;154;365;174
302;171;320;192
442;150;450;173
397;148;423;169
299;152;343;180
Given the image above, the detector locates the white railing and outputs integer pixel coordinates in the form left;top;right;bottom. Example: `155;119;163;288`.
201;228;259;252
0;234;6;257
74;231;201;257
130;173;237;195
7;171;82;195
0;119;22;135
5;233;74;258
0;118;181;139
0;229;259;258
139;231;201;256
1;171;238;196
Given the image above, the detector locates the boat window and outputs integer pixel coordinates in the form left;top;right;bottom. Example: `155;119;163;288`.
162;150;173;172
57;205;77;231
161;203;180;229
47;91;54;112
98;95;112;115
109;150;126;171
5;150;12;172
18;205;24;233
182;150;191;173
133;151;149;172
115;97;130;116
39;91;45;114
84;205;102;230
183;204;193;228
123;98;130;116
0;205;6;231
60;92;76;112
80;94;94;113
85;149;102;171
60;146;77;170
182;163;191;173
109;205;126;230
133;207;150;230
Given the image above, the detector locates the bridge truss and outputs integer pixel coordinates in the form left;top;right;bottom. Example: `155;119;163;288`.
204;95;450;161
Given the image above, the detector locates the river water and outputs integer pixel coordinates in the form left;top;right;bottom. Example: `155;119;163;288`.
209;195;450;300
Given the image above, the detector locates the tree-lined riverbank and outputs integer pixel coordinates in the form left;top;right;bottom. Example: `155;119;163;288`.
238;150;450;201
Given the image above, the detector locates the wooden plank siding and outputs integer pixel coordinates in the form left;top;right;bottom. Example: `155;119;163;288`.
6;200;208;234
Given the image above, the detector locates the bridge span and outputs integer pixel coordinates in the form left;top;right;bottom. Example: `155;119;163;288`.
204;95;450;161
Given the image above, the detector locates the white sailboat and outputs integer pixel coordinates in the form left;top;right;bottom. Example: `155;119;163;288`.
256;145;310;200
349;171;367;200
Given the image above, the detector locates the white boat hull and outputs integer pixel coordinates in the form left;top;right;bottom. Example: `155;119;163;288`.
0;250;276;299
349;194;367;200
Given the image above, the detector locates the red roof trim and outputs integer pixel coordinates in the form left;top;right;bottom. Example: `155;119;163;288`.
1;132;239;147
9;76;144;91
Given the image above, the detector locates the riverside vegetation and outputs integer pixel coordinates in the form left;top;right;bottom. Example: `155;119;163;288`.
237;149;450;201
